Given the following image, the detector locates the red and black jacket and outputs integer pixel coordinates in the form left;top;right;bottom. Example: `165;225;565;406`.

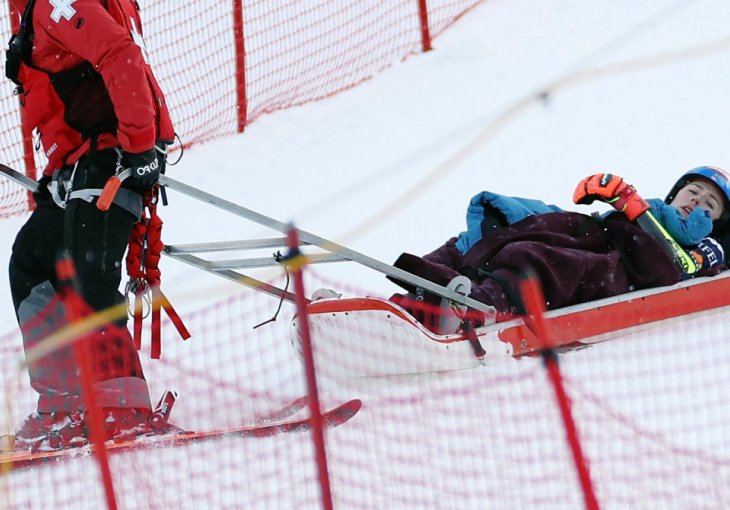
8;0;174;175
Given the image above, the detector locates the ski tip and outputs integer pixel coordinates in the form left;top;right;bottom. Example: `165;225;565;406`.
291;395;310;406
347;399;362;413
336;398;363;420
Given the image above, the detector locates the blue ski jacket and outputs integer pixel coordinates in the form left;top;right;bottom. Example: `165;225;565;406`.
455;191;715;255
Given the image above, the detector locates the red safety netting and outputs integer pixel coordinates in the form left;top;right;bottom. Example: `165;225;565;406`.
0;0;483;218
1;260;728;509
3;1;725;508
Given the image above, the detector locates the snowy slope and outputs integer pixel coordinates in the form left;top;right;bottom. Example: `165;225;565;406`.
152;0;730;307
2;0;730;317
1;0;730;508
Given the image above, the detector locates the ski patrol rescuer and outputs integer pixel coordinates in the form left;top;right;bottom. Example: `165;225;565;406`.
5;0;175;451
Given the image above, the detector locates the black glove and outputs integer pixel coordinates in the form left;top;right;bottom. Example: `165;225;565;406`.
33;174;52;202
123;148;161;190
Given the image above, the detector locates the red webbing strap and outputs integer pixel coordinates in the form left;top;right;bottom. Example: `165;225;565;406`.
144;203;191;358
151;294;162;359
125;189;190;359
144;205;163;359
126;220;147;351
150;286;190;359
132;294;143;350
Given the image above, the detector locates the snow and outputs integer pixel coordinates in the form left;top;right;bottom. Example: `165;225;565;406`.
1;0;730;508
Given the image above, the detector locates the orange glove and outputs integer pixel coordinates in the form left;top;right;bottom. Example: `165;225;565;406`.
573;173;650;221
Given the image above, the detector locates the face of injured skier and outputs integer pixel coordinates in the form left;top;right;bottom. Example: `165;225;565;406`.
670;178;727;221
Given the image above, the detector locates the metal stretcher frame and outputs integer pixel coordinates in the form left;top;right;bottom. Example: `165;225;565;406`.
0;165;494;313
156;174;495;312
4;164;730;364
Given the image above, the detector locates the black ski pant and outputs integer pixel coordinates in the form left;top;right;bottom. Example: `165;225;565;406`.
9;149;151;414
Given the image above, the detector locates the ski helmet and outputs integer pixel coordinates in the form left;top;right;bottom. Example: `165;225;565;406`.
665;166;730;227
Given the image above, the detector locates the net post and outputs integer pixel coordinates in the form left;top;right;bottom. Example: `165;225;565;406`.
285;225;334;510
519;273;600;510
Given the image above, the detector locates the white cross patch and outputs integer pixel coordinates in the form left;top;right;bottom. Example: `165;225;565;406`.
49;0;77;23
129;18;149;64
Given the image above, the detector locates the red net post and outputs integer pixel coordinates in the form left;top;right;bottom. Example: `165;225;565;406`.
6;0;36;210
417;0;433;51
232;0;248;132
285;225;333;510
520;274;600;510
55;254;118;510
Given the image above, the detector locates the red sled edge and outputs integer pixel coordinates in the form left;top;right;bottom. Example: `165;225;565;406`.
299;272;730;366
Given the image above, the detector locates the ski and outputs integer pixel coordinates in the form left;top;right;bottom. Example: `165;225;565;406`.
254;395;310;426
0;398;361;471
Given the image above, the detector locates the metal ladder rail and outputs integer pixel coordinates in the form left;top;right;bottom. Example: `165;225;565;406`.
163;237;349;303
164;241;349;303
165;241;349;269
159;175;495;313
162;251;300;303
0;164;495;313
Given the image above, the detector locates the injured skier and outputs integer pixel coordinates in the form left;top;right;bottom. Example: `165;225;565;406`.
388;167;730;330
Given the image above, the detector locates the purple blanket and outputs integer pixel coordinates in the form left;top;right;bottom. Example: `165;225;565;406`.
391;212;685;314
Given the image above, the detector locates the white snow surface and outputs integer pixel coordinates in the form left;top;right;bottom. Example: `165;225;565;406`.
1;0;730;508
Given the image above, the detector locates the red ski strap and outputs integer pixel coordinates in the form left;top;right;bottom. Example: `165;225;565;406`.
151;286;190;358
151;294;161;359
148;286;193;359
132;288;144;350
125;188;190;358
